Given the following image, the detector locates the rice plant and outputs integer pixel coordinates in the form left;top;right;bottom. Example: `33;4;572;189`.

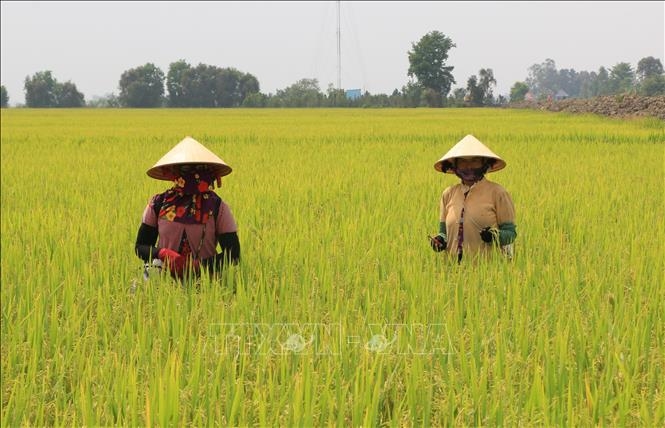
1;108;663;426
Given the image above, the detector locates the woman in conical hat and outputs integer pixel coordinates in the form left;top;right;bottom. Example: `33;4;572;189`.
429;134;517;262
134;136;240;280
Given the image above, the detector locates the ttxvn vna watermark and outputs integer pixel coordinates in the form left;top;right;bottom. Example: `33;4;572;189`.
209;323;456;356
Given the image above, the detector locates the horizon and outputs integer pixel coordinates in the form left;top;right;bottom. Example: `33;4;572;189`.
1;1;663;106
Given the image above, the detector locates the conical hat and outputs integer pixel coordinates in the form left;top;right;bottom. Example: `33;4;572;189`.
147;136;232;180
434;134;506;173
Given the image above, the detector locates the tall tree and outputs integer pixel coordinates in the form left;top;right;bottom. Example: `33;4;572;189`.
24;71;86;107
168;62;259;107
215;68;243;107
0;85;8;108
465;75;484;106
557;68;580;97
608;62;635;94
594;66;611;96
275;78;323;107
118;63;165;107
239;73;260;104
636;57;665;96
182;64;218;107
464;69;495;106
56;81;85;107
639;74;665;96
407;31;456;105
578;70;596;98
509;82;529;102
448;87;467;107
478;68;496;104
242;92;267;108
326;84;347;107
636;56;663;81
24;70;58;107
526;58;558;96
167;60;191;107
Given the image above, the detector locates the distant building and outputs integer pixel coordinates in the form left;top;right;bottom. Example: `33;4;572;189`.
555;89;569;100
345;89;362;100
524;91;536;101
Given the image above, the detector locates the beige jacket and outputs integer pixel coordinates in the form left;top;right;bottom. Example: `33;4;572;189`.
440;178;515;258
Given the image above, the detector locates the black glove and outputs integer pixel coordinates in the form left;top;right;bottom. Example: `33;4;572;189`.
480;227;499;244
430;235;447;252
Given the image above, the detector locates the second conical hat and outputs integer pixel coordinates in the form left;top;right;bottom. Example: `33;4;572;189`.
147;136;233;180
434;134;506;173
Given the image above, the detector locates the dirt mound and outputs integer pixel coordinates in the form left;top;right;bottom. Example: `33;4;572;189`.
509;94;665;120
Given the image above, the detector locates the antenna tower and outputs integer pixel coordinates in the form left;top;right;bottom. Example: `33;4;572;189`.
336;0;341;90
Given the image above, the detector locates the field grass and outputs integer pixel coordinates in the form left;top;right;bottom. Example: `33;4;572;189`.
1;107;664;426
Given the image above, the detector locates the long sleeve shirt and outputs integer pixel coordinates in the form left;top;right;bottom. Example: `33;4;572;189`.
440;177;516;258
135;193;240;268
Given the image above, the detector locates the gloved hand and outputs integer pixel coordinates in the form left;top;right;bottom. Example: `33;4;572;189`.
158;248;186;278
480;227;499;244
430;235;447;252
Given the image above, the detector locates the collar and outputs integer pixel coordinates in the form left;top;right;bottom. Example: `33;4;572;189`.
460;177;486;193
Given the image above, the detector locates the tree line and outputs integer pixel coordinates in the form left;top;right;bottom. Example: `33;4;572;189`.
509;57;665;102
1;31;663;109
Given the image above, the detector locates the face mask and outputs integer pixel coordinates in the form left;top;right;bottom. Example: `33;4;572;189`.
174;171;214;194
454;167;485;183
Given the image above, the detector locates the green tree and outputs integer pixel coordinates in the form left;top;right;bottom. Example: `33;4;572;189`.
168;63;259;107
87;93;120;108
24;71;86;107
509;81;529;102
238;73;260;104
594;67;611;96
407;31;456;104
636;56;663;81
242;92;267;107
526;58;558;96
182;64;218;107
24;70;58;107
447;87;467;107
495;94;508;105
420;87;443;107
465;75;484;106
275;78;323;107
361;92;390;108
215;68;244;107
265;94;283;108
388;89;404;108
639;75;665;96
557;68;580;97
118;63;165;107
167;59;191;107
578;71;596;98
0;85;8;108
400;82;423;107
326;84;347;107
478;68;496;105
608;62;635;94
56;81;85;107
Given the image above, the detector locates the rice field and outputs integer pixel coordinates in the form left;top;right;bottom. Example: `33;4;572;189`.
1;107;664;426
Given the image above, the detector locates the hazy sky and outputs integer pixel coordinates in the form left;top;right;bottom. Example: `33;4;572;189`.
2;1;664;105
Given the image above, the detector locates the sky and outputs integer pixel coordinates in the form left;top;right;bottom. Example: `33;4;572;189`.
1;1;664;105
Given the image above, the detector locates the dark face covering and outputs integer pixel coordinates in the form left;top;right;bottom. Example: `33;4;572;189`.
158;168;220;224
453;157;494;183
175;170;216;195
454;167;486;183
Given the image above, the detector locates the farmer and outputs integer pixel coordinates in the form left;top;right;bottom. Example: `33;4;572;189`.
430;134;516;262
134;136;240;279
